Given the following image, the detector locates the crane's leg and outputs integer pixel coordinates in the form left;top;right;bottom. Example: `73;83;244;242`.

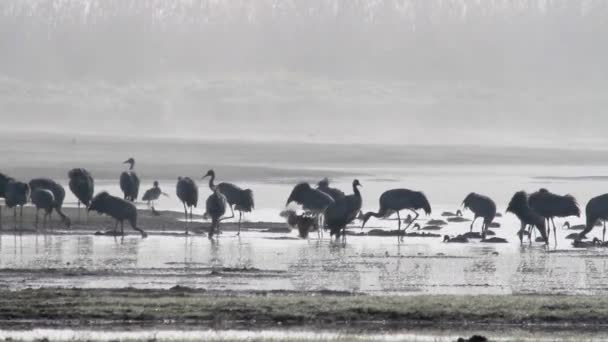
35;209;39;229
121;221;124;236
19;206;23;228
551;218;558;246
43;212;48;230
114;220;119;234
13;208;17;230
470;217;478;233
77;202;81;223
396;211;402;243
518;222;525;245
237;211;242;236
183;203;189;235
403;210;420;241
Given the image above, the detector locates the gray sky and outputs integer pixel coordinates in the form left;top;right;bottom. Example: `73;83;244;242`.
1;0;607;147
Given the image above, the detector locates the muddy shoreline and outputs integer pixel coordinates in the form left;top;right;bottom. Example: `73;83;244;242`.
1;287;608;332
0;206;288;235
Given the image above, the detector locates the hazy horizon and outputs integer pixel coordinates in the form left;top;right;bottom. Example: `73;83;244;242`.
1;0;607;147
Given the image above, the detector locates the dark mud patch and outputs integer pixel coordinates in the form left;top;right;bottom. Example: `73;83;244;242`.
2;288;608;331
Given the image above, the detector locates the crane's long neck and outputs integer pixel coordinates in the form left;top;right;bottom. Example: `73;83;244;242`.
362;207;389;227
208;173;216;190
353;184;361;199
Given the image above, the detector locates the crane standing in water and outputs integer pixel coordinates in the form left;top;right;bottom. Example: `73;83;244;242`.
68;168;94;221
202;170;254;236
361;188;432;242
120;158;140;202
5;180;29;229
0;173;13;229
203;171;227;239
176;177;198;234
89;191;147;238
506;191;547;245
578;194;608;242
286;182;334;238
324;179;362;241
529;188;580;244
462;192;496;239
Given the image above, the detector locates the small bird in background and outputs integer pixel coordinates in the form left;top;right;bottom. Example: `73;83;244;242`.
142;181;169;215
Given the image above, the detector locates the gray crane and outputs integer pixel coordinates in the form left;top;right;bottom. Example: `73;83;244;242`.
31;188;70;229
203;176;227;239
176;176;198;234
0;172;13;229
29;178;68;226
361;188;432;242
529;188;580;244
68;168;94;221
88;191;147;238
506;191;547;245
202;170;254;236
316;178;345;200
462;192;496;239
120;158;140;202
280;209;318;239
324;179;362;241
5;180;29;229
286;182;334;237
577;194;608;242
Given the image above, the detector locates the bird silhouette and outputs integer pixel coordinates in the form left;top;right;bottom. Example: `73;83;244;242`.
316;178;345;200
5;180;29;229
176;177;198;234
506;191;547;245
362;188;431;242
286;182;334;237
577;194;608;242
324;179;362;241
142;181;168;213
462;192;496;239
203;170;254;236
443;234;468;243
31;188;70;229
281;209;318;239
120;158;140;202
29;178;69;227
0;172;13;229
529;188;580;244
68;168;94;222
203;173;227;239
89;191;147;237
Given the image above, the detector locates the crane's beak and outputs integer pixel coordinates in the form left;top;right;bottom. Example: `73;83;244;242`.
202;174;209;179
122;160;130;164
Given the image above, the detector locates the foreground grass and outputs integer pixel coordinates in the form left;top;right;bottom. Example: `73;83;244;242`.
0;288;606;330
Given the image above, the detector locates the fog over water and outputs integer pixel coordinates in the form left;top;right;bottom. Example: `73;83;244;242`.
1;0;607;147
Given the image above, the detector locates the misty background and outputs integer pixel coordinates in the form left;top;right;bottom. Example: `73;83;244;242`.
1;0;607;146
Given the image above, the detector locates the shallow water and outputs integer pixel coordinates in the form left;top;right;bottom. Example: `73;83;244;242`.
0;211;607;295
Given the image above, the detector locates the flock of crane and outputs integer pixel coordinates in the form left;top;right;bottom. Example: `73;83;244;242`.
0;157;608;246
